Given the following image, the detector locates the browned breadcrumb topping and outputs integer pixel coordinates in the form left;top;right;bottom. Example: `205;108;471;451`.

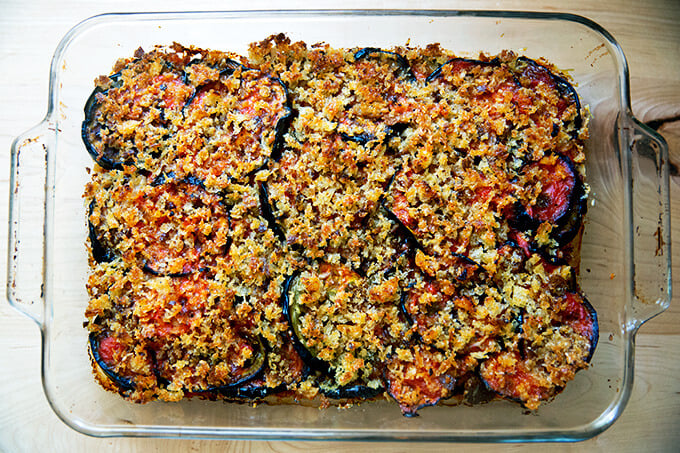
83;35;596;415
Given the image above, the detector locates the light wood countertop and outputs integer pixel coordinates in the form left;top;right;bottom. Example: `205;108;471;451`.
1;1;678;451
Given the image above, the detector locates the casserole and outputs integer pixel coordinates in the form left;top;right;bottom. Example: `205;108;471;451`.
6;10;671;441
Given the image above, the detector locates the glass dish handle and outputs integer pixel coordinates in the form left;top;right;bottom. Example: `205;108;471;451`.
627;115;672;330
6;120;51;326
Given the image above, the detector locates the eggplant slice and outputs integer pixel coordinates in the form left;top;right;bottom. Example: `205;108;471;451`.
178;66;292;184
510;153;587;245
82;72;124;169
82;60;193;170
557;291;599;362
89;332;136;394
88;200;116;264
479;291;598;409
332;48;416;146
354;47;416;81
282;272;331;374
179;335;267;394
282;264;394;392
220;381;285;400
320;382;384;400
88;174;230;275
426;57;500;82
513;56;583;133
384;343;460;417
382;168;489;284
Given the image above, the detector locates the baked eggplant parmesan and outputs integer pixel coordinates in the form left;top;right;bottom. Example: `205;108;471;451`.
83;36;595;415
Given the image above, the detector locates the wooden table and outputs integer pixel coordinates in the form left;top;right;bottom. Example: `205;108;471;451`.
1;1;678;451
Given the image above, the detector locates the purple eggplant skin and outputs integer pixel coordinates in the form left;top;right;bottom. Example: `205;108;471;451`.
88;332;135;393
515;56;583;133
550;182;587;246
269;76;294;162
398;283;415;326
150;172;205;190
508;153;587;246
182;66;293;165
89;175;229;275
340;122;409;147
581;295;599;363
353;47;416;81
150;171;173;187
385;122;409;139
281;273;331;375
183;57;245;84
320;383;385;400
81;72;127;170
88;201;116;264
379;198;422;249
448;253;488;283
185;336;267;394
425;57;500;83
181;58;246;106
340;131;375;145
258;181;286;242
220;382;286;400
140;263;192;278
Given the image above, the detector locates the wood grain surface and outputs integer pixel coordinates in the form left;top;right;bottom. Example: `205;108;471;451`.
1;1;679;451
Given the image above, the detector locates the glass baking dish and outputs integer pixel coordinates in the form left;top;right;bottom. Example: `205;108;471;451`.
7;10;672;442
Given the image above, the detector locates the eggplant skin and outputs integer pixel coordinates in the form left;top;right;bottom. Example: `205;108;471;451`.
340;131;374;145
478;291;598;409
88;201;115;264
353;47;416;81
258;181;286;242
216;335;268;390
81;73;124;170
569;292;599;363
141;263;192;278
550;182;587;246
380;198;421;247
220;382;285;400
398;285;415;326
340;122;409;146
88;333;135;394
183;57;245;87
509;153;587;246
584;296;599;362
281;273;331;374
167;335;267;395
320;383;384;400
426;57;500;82
269;76;293;162
515;56;583;131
